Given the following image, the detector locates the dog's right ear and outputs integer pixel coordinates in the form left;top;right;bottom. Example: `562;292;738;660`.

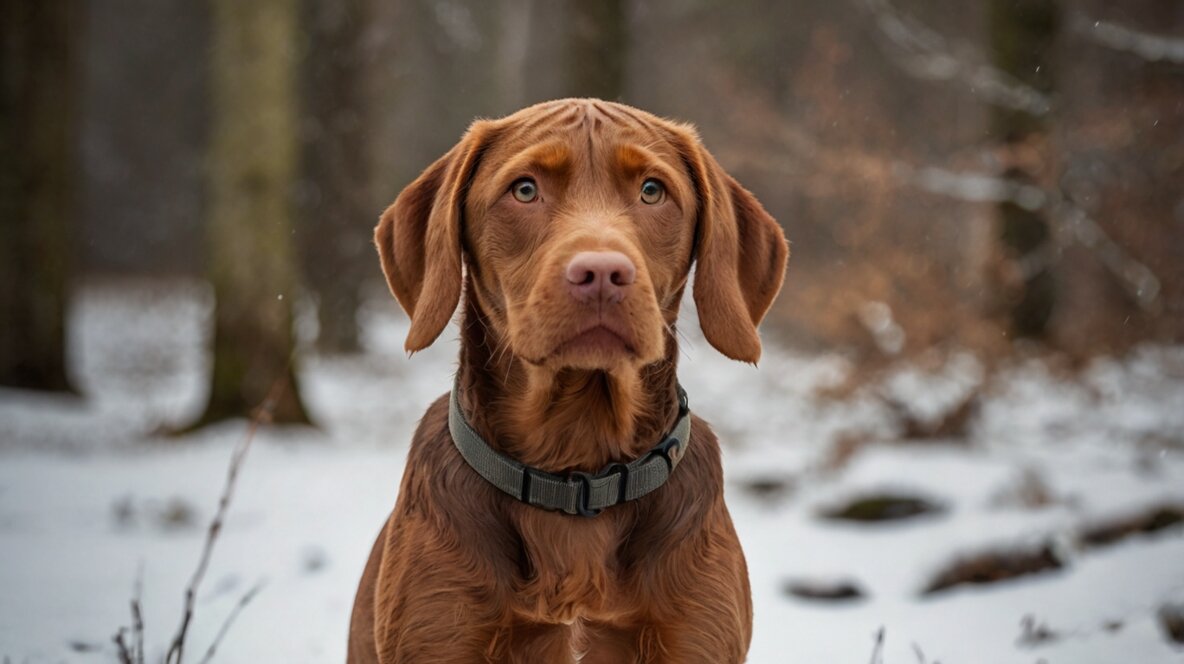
375;122;497;353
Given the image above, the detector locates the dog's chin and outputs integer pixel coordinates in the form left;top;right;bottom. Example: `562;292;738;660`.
513;323;662;373
549;325;637;370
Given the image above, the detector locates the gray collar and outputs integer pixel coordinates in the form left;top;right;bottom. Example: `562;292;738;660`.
448;379;692;517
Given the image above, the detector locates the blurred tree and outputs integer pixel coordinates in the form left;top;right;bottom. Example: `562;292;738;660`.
298;0;371;354
563;0;626;100
988;0;1059;339
388;0;505;176
0;0;79;392
79;0;208;277
495;0;534;111
193;0;312;427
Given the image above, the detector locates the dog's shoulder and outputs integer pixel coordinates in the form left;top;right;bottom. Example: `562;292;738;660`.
406;391;452;459
394;391;505;525
684;413;725;486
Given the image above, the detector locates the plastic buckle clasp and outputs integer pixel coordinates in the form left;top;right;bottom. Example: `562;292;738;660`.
602;462;630;505
651;436;683;471
568;471;602;517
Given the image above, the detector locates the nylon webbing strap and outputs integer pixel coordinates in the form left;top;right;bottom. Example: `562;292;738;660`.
448;380;692;516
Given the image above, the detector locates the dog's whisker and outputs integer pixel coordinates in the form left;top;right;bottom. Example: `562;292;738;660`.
494;341;512;379
493;335;512;367
473;313;514;376
484;334;506;372
661;320;693;362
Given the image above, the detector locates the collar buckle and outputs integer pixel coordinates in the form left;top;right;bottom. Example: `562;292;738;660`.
568;471;602;517
568;461;630;517
651;436;683;471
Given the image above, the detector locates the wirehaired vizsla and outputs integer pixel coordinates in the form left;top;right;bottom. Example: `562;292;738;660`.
348;98;788;663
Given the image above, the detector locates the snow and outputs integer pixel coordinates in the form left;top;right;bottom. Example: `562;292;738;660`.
2;279;1183;663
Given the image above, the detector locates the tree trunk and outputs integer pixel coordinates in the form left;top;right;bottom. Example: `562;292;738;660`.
297;0;372;354
0;0;79;392
194;0;311;427
988;0;1059;339
563;0;626;100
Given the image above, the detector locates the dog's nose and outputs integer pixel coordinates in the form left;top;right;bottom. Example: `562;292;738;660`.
565;251;636;304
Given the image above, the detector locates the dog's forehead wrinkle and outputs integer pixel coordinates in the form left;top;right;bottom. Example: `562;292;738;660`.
505;99;663;147
513;101;578;134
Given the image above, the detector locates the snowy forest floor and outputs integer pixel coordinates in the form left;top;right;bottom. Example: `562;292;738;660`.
2;279;1183;664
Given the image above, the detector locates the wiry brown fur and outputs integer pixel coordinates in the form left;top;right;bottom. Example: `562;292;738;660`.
350;99;788;663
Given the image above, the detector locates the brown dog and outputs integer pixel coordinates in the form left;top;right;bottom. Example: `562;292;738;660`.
348;99;787;663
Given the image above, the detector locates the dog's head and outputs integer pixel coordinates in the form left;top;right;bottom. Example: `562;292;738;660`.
376;99;787;373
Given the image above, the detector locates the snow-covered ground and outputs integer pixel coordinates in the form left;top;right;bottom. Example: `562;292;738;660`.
2;279;1183;663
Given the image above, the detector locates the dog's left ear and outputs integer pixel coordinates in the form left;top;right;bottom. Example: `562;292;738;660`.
375;121;497;353
677;129;789;364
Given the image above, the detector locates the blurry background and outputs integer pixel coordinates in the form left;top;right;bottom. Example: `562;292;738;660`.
2;1;1183;663
9;0;1183;398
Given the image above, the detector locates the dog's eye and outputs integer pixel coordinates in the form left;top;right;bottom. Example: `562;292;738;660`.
511;179;539;203
640;179;664;205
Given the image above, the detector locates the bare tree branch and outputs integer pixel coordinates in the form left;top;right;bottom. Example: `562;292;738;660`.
856;0;1052;115
894;162;1162;309
900;162;1047;209
1072;13;1184;64
740;128;1164;312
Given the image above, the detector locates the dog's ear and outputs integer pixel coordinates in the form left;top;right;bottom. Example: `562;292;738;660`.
677;129;789;364
375;122;497;353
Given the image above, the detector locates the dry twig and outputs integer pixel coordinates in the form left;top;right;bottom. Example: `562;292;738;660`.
868;627;886;664
113;628;135;664
197;580;267;664
163;384;279;664
111;378;283;664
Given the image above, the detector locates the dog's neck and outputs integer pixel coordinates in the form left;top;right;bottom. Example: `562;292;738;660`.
456;292;682;474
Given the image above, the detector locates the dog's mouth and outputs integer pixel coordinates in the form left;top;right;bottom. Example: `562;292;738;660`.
555;324;636;357
525;318;644;370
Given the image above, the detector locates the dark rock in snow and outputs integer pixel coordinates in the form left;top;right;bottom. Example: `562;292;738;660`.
921;542;1065;596
1159;603;1184;646
1078;504;1184;550
68;639;103;653
740;476;795;504
782;577;867;603
820;493;944;523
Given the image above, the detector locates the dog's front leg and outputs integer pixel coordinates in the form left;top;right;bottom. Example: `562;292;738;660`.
370;520;508;663
629;514;754;663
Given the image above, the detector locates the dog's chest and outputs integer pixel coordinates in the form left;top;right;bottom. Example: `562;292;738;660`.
510;509;632;623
